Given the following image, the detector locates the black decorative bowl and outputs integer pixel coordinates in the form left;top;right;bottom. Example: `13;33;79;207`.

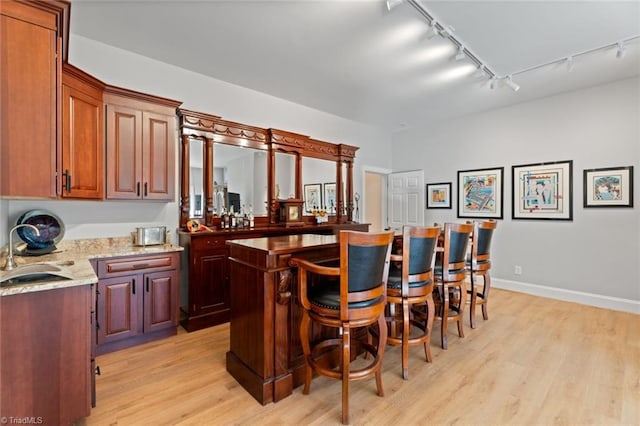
16;210;65;254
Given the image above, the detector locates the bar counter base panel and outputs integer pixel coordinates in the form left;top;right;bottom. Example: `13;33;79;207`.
225;233;347;404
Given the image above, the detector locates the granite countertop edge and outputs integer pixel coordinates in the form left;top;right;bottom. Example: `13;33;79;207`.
0;238;184;297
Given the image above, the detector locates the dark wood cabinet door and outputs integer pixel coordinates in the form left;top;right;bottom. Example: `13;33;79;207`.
142;112;175;201
97;275;143;345
143;269;179;333
1;285;91;425
62;78;104;199
0;3;58;198
191;248;230;318
106;103;143;199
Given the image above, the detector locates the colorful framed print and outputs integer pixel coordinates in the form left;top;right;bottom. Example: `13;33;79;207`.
303;183;322;213
324;182;337;214
457;167;503;219
512;160;573;220
583;166;633;208
426;182;452;209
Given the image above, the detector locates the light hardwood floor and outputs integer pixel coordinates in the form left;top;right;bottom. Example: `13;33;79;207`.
80;289;639;425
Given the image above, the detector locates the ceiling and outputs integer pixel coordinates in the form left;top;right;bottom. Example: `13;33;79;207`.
69;0;640;132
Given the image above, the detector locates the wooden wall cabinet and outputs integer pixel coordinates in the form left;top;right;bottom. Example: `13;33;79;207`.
0;0;69;198
105;88;181;201
0;284;93;425
61;63;105;199
94;252;180;355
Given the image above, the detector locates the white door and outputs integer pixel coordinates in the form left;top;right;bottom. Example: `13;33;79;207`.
387;170;424;231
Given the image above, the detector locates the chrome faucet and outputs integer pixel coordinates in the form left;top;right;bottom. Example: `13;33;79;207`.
2;224;40;271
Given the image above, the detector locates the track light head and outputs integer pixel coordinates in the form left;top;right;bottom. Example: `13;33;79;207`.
454;45;466;61
439;25;452;38
425;20;439;39
489;77;498;90
386;0;403;11
566;56;574;72
473;64;486;78
616;42;626;59
505;75;520;92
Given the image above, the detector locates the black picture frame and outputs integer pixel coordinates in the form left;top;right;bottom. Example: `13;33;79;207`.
512;160;573;220
583;166;634;208
457;167;504;219
426;182;452;209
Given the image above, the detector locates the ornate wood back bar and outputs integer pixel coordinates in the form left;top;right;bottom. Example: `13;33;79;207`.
178;108;358;229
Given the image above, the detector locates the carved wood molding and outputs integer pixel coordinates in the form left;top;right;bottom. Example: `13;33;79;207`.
269;129;310;150
178;109;221;134
338;144;359;160
213;119;268;145
269;129;359;161
178;109;268;146
276;269;293;305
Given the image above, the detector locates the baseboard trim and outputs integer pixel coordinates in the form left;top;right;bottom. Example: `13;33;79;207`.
493;278;640;314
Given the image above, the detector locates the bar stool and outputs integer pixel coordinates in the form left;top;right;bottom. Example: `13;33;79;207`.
290;230;394;425
385;225;439;380
433;222;473;349
467;220;497;328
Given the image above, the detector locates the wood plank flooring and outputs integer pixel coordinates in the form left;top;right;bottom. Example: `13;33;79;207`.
79;289;639;425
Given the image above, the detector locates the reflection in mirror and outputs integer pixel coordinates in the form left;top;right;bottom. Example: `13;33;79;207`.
214;143;268;216
302;157;336;214
189;138;204;218
274;152;296;200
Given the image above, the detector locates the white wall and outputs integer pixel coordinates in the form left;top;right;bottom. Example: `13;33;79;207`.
2;35;391;245
392;77;639;306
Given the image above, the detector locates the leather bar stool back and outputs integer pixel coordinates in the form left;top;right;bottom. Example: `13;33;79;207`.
386;225;440;380
467;220;497;328
291;230;394;425
433;222;473;349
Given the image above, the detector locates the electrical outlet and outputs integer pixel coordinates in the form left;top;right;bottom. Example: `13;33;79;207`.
514;265;522;275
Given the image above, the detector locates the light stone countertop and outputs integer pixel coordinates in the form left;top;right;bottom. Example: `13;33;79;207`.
0;237;184;297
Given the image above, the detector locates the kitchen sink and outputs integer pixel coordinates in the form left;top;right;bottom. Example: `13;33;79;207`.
0;262;74;285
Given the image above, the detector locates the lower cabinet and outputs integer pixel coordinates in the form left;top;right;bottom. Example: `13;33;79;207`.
0;284;93;425
178;224;370;332
94;252;179;355
178;234;237;332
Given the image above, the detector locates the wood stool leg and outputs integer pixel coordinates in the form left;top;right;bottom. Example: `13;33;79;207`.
441;283;449;349
424;294;434;363
469;273;477;329
342;323;350;425
375;313;386;396
482;272;491;321
402;298;410;380
300;311;312;394
456;284;466;338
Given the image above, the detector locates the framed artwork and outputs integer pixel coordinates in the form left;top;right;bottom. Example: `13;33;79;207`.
303;183;322;213
323;182;337;214
426;182;452;209
512;160;573;220
583;166;634;208
457;167;504;219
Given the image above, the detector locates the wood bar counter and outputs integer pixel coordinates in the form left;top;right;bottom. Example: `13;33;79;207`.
226;234;340;405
